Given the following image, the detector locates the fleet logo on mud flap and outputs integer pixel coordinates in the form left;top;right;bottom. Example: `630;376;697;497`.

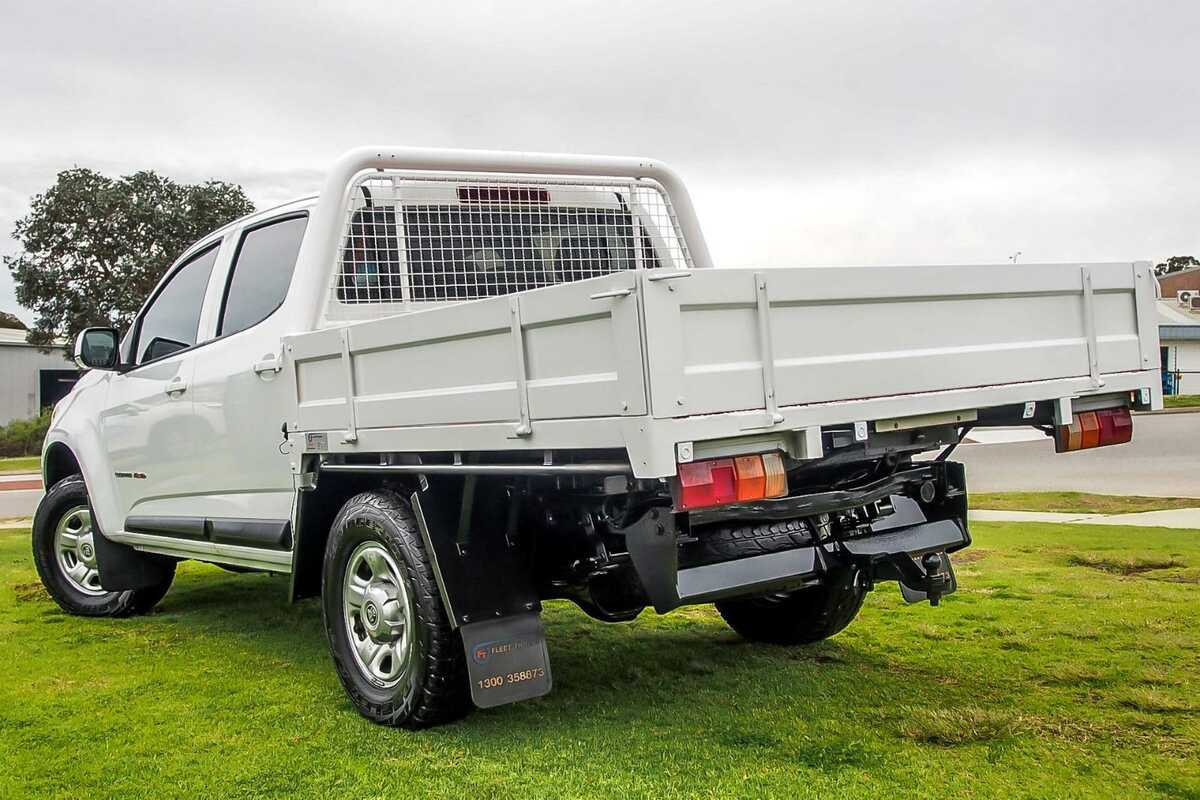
471;638;537;665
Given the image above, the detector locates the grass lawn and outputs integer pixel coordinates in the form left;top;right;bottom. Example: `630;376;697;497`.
971;491;1200;515
1164;395;1200;409
0;455;39;475
1;522;1198;799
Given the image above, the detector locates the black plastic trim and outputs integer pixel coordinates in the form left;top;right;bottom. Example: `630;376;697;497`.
126;515;206;540
124;515;291;551
207;518;292;550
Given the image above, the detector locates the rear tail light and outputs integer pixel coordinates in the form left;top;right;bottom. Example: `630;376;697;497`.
675;452;788;511
1055;407;1132;453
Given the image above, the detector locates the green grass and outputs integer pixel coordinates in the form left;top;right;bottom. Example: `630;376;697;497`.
1;522;1198;799
0;455;39;474
971;491;1200;515
1164;394;1200;409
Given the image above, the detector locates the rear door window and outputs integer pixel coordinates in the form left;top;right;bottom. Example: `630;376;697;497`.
218;214;307;336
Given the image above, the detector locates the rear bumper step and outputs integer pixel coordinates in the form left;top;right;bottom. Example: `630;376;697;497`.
839;519;964;558
676;547;818;606
621;511;968;613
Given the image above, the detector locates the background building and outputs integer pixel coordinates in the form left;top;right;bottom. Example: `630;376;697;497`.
1158;286;1200;395
1157;265;1200;298
0;327;80;424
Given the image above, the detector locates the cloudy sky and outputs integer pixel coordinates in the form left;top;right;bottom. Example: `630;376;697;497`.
2;0;1197;323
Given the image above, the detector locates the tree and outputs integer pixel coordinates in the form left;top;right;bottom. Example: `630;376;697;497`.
0;311;26;330
1154;256;1200;277
4;168;254;348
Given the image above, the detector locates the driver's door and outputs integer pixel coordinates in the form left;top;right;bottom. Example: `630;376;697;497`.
100;241;222;532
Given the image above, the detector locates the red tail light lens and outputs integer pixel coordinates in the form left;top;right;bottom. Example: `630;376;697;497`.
677;459;737;510
1097;407;1133;445
675;453;788;510
1055;407;1133;453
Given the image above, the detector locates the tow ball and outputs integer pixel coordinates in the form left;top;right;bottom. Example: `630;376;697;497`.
896;551;958;606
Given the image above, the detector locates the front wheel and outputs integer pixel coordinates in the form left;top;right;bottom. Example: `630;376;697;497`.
321;489;471;728
715;568;867;645
32;475;175;617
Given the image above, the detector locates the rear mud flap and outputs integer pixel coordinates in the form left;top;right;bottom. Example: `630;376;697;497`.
460;612;552;708
411;478;541;626
412;478;551;709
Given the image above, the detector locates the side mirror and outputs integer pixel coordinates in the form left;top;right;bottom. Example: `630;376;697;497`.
74;327;120;370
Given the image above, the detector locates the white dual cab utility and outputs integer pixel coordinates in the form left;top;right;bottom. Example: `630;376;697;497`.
37;146;1160;728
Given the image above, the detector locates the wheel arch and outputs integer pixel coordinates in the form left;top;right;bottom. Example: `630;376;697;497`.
43;440;82;488
289;467;418;602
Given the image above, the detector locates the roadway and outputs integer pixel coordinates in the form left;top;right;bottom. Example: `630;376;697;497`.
955;412;1199;497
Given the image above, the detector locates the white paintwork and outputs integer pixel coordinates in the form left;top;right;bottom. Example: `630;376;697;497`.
42;146;1164;573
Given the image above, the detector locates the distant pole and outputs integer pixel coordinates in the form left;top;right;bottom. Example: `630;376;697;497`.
1009;251;1022;263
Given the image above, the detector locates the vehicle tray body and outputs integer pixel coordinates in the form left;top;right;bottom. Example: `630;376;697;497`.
284;260;1160;478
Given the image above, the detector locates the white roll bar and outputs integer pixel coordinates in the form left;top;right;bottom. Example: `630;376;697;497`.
291;146;713;329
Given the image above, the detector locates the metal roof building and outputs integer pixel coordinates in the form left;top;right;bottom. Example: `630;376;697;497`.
0;328;80;425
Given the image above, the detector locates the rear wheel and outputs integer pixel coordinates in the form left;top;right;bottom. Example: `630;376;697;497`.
321;489;471;728
715;568;867;645
32;475;175;617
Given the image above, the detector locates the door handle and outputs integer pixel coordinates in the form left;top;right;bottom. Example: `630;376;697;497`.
253;354;283;375
164;377;188;396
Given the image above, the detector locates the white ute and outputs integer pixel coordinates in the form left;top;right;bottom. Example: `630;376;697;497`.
35;146;1160;727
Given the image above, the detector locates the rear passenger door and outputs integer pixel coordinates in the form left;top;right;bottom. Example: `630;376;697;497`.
187;213;307;560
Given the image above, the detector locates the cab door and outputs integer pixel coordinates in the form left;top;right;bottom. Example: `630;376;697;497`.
100;242;222;529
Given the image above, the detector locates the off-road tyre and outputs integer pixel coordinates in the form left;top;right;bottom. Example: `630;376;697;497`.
32;474;175;617
321;489;471;728
715;568;867;645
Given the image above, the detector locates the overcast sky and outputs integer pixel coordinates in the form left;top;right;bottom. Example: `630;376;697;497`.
2;0;1198;323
